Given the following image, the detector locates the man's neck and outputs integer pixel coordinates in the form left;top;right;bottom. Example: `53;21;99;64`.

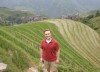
46;38;52;41
46;38;52;44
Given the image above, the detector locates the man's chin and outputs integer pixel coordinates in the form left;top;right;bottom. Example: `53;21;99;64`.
46;38;50;40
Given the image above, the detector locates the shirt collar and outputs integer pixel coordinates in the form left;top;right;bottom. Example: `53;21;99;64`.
45;38;53;43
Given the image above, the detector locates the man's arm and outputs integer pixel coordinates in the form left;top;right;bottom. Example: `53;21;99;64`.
40;48;43;63
56;49;60;63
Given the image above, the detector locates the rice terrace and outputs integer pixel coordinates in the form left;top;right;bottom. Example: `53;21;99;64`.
0;0;100;72
0;19;100;72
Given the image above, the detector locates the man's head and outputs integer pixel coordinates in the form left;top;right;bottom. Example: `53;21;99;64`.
44;29;51;40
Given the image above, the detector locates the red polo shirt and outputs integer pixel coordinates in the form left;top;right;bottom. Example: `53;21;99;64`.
40;39;59;62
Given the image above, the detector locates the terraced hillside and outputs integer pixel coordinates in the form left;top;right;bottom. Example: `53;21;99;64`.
0;19;100;72
47;19;100;66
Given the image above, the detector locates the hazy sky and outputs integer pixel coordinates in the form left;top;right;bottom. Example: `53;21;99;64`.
0;0;100;17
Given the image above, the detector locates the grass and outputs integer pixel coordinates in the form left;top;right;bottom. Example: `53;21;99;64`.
47;19;100;71
89;16;100;34
0;20;100;72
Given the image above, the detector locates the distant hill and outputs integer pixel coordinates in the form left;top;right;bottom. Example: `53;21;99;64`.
87;10;100;15
0;7;35;19
0;0;100;17
0;19;100;72
0;7;35;25
0;7;48;25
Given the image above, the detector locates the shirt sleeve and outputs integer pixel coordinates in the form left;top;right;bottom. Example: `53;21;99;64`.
40;40;43;49
55;41;59;51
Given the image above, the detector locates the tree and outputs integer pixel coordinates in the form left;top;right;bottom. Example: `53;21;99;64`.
87;14;94;19
95;11;100;17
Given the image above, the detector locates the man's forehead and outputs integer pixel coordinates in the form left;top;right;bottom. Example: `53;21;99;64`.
45;31;50;33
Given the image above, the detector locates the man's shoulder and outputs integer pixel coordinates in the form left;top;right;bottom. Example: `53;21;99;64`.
52;39;58;43
41;39;46;42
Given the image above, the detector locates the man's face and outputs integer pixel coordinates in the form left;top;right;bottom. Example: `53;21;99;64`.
45;31;51;40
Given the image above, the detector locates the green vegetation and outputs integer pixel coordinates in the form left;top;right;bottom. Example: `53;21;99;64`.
0;7;34;25
47;19;100;71
0;19;100;72
0;7;34;16
0;7;49;26
89;16;100;34
80;11;100;31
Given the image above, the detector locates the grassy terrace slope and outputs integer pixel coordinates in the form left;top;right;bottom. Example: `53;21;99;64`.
47;19;100;70
0;19;100;72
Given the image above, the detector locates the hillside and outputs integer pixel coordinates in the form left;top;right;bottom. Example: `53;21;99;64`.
0;7;34;17
47;19;100;66
89;16;100;34
0;0;100;17
0;7;35;25
0;19;100;72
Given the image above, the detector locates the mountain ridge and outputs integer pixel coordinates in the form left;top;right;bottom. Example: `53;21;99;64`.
0;0;100;17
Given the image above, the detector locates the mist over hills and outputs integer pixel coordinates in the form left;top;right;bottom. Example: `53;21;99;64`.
0;0;100;17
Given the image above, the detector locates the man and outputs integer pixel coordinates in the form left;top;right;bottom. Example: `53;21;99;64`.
40;29;60;72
